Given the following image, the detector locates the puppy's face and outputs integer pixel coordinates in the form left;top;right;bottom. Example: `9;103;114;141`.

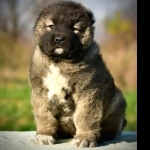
34;1;95;60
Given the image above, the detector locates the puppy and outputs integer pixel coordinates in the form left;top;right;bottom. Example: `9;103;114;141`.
29;0;127;147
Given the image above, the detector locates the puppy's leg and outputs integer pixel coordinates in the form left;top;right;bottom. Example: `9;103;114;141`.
100;112;126;141
31;90;58;145
72;100;102;147
100;90;127;141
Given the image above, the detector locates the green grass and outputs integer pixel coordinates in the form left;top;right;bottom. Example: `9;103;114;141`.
0;80;137;131
0;80;35;131
123;90;137;131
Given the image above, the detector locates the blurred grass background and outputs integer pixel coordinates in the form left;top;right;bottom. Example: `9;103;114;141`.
0;0;137;131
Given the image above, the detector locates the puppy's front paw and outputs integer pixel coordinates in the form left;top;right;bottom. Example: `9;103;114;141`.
72;137;98;147
33;134;55;145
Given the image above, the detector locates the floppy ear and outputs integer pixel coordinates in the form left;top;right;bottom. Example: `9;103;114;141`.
87;10;95;25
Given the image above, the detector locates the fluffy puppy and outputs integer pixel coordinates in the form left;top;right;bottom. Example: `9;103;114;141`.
29;0;127;147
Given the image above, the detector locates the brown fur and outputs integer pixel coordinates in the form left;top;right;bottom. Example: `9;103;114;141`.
29;1;127;147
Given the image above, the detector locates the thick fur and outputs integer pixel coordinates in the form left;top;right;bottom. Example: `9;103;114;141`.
29;1;127;148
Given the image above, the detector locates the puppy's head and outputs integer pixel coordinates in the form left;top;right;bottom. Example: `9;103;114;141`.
34;1;95;61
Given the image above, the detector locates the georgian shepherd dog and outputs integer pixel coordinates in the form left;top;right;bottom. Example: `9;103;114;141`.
29;1;127;147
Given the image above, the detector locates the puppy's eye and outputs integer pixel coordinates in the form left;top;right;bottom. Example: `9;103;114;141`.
72;27;80;34
48;25;55;29
46;24;55;31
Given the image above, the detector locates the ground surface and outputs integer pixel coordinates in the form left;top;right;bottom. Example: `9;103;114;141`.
0;131;137;150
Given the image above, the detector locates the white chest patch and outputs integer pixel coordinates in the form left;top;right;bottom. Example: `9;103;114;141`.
43;64;70;100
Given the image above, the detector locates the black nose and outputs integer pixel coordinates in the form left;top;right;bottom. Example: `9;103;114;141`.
55;36;64;43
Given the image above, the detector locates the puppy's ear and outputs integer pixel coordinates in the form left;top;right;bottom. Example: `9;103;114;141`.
87;10;95;25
